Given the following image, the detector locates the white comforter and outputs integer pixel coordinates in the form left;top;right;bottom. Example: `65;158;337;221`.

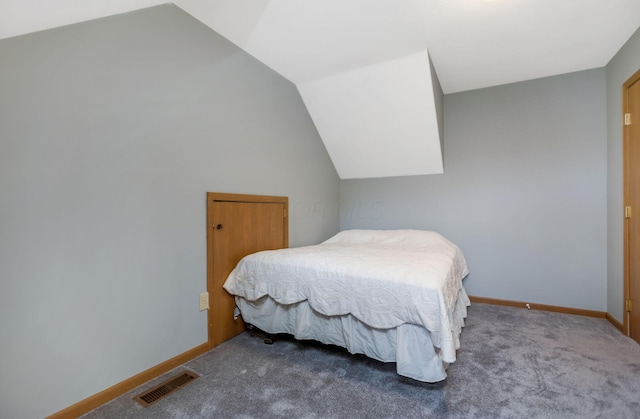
223;229;469;363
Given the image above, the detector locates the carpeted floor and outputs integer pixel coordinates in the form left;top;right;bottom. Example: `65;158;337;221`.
81;303;640;418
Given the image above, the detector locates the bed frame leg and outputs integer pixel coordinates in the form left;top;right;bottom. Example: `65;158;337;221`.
246;324;275;344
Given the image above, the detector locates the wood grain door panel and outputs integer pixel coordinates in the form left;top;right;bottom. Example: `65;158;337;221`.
207;193;288;348
624;69;640;344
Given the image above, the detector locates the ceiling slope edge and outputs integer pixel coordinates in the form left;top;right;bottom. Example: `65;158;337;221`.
0;0;168;40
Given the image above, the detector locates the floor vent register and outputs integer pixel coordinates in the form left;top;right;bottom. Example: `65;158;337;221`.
134;370;199;407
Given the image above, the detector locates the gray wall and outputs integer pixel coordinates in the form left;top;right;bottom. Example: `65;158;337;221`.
606;26;640;323
0;5;339;418
341;69;607;311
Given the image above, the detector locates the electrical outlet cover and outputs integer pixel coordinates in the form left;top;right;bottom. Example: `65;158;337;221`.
199;292;209;311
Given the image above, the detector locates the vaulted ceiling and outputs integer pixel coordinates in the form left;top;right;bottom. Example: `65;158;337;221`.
2;0;639;178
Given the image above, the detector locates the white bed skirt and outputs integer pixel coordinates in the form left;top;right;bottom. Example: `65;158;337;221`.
235;287;469;383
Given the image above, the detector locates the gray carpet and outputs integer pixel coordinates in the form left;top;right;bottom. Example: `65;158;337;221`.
81;304;640;418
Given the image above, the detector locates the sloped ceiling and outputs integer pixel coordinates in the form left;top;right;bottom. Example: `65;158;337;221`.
298;51;443;179
2;0;640;178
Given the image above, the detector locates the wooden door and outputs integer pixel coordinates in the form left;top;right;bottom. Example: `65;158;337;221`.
624;69;640;344
207;192;288;348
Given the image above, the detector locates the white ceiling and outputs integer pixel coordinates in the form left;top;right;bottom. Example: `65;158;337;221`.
3;0;639;94
176;0;640;93
298;50;443;179
2;0;639;178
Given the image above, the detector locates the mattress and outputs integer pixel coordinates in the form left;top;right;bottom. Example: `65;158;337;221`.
223;229;470;381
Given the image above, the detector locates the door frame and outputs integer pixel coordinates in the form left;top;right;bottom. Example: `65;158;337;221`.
206;192;288;348
623;69;640;337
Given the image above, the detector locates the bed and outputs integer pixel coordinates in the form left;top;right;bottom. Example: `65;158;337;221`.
222;229;470;383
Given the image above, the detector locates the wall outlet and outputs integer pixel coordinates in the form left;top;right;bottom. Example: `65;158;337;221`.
199;292;209;311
